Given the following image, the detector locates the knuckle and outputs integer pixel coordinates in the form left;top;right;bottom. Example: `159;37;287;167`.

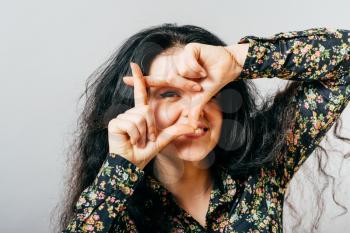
185;42;195;50
185;42;200;52
107;118;118;130
116;113;124;119
124;108;133;114
145;106;153;116
107;119;114;129
129;123;139;136
135;117;144;127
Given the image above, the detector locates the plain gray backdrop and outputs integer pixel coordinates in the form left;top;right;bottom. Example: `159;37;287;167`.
1;0;350;232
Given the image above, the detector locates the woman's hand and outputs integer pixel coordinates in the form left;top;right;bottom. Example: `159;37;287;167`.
123;43;249;128
108;63;195;170
172;43;249;127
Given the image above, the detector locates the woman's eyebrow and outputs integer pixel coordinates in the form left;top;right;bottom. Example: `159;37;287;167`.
150;86;171;92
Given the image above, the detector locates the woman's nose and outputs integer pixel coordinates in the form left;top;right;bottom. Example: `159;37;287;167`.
180;106;204;119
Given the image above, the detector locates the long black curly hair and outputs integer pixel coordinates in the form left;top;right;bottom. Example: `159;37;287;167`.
54;23;349;232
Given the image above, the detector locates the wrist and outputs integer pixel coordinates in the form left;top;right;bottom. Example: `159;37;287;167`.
130;157;151;170
225;43;249;67
108;152;148;170
224;43;249;81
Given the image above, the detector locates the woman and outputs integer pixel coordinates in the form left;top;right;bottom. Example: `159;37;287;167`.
59;24;350;232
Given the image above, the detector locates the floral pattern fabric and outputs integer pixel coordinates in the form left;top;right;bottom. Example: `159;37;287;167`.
63;28;350;233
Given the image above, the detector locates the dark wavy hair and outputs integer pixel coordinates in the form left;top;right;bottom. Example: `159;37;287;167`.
54;23;349;232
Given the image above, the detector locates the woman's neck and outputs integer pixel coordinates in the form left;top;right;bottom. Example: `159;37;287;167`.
152;154;214;200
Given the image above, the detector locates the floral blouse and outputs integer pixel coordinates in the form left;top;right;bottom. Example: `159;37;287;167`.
63;28;350;233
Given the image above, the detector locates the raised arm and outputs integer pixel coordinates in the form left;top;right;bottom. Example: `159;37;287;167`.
64;62;196;232
120;28;349;187
238;28;350;84
237;28;350;187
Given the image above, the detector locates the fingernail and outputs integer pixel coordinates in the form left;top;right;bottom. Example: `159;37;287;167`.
200;70;207;77
192;84;201;91
150;133;156;141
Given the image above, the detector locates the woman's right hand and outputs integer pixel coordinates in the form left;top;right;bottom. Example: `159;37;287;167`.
107;63;195;170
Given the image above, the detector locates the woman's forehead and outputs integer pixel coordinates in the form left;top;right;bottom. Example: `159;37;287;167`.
149;55;173;75
147;46;188;96
148;46;183;75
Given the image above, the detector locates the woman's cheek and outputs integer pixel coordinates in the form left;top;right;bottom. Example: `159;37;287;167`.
205;102;223;138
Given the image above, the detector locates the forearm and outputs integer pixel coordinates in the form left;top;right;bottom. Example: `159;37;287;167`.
235;28;350;86
64;153;144;232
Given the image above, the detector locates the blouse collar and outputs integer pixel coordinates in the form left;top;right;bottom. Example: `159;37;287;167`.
142;159;241;215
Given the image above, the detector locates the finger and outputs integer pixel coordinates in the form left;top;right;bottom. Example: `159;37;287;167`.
175;55;202;79
184;43;207;77
123;74;202;92
127;106;158;142
155;124;195;152
174;44;207;79
118;113;147;147
114;117;141;145
130;62;148;106
188;91;215;128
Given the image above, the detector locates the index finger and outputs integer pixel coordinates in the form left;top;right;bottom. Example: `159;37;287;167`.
130;62;148;106
123;73;202;92
188;90;215;128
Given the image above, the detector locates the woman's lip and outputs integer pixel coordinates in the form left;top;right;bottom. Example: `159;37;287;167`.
184;128;208;139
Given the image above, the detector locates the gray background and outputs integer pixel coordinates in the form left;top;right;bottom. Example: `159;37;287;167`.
1;0;349;232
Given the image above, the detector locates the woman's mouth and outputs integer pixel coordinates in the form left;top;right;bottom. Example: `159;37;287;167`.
184;127;209;139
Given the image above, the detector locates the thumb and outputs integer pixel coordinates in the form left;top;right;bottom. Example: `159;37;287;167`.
155;124;195;151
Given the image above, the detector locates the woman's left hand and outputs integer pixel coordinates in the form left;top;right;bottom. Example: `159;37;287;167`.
123;42;249;128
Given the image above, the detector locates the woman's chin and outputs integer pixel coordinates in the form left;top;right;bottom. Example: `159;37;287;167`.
175;147;216;169
176;152;207;162
173;143;211;162
159;133;217;163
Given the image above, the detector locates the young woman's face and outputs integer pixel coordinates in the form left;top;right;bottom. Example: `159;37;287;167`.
147;48;223;162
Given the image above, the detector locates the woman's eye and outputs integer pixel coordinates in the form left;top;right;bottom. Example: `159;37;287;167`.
160;91;179;98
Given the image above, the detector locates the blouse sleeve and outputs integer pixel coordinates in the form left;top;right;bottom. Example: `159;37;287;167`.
237;28;350;188
63;153;145;233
